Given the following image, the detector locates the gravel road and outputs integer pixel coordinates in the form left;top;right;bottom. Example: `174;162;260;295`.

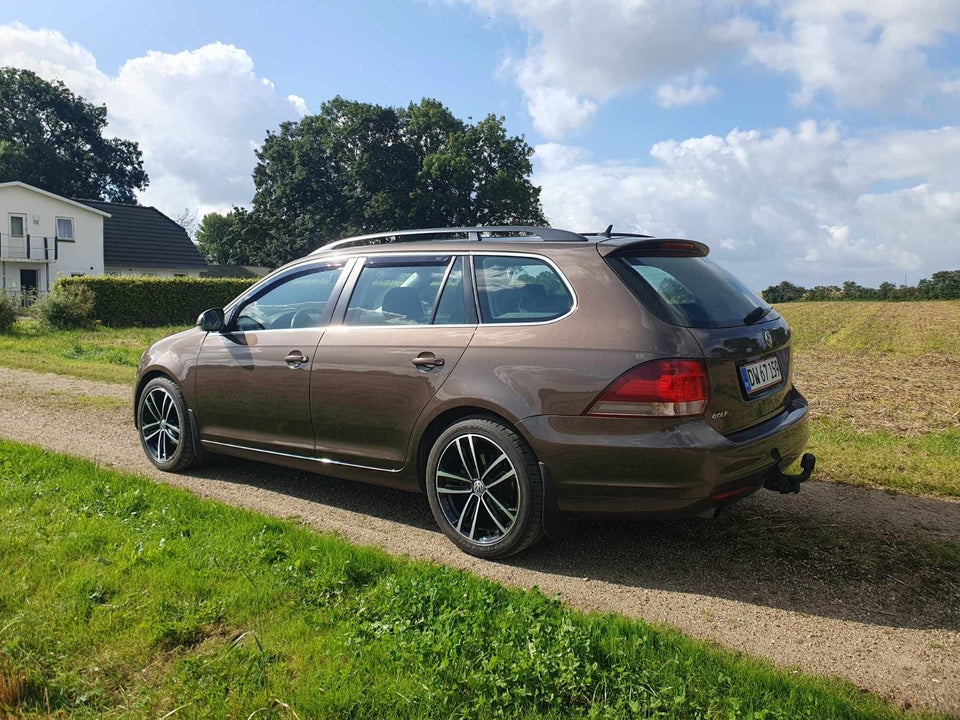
1;366;958;715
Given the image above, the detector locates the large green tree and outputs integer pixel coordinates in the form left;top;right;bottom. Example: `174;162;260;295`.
248;97;546;267
195;208;270;267
0;67;148;202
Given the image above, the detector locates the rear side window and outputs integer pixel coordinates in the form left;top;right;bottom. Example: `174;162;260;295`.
344;256;453;325
612;254;777;328
474;255;573;324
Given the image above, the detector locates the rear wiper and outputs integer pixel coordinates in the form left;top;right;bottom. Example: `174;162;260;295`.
743;306;773;325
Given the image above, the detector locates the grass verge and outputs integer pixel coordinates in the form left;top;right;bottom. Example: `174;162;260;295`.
0;439;938;719
0;319;186;385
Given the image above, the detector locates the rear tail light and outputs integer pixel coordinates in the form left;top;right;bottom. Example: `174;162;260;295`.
586;359;710;417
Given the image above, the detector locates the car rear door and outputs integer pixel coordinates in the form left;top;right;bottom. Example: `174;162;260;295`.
310;255;476;470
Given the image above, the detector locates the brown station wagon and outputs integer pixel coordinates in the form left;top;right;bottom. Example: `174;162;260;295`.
135;226;815;558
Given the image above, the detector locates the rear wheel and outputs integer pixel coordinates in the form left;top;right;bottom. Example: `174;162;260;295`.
426;417;543;559
137;377;199;472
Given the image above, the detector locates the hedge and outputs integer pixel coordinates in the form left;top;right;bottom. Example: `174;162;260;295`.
54;276;259;327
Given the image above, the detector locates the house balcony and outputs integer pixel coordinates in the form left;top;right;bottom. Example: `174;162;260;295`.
0;233;60;263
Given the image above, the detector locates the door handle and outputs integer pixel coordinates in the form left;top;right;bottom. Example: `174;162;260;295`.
411;353;445;369
284;351;309;367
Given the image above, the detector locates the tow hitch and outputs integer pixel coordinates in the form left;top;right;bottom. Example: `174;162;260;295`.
764;452;816;494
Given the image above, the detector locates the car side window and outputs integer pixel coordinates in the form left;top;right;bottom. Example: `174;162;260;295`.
234;264;345;331
344;256;454;326
474;255;573;323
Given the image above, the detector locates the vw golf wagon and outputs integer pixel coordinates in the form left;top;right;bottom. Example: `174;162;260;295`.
135;226;814;558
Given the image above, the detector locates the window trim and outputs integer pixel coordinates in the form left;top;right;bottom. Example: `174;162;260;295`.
9;214;26;239
56;216;75;242
469;251;578;326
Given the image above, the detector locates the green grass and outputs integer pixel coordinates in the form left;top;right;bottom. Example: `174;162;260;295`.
0;318;187;385
0;440;936;720
809;421;960;496
777;301;960;357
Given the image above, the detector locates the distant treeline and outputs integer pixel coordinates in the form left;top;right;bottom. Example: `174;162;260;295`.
762;270;960;303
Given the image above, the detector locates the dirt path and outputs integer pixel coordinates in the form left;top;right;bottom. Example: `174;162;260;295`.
1;367;958;715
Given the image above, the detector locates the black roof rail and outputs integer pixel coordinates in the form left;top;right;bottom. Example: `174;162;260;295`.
315;225;588;253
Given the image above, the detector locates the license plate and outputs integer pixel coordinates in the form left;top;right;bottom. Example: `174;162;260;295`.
739;355;782;395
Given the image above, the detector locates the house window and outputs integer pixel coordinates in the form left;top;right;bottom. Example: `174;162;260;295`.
9;215;25;239
56;217;75;241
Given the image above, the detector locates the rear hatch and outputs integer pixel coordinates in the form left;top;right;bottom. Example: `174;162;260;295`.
601;240;794;435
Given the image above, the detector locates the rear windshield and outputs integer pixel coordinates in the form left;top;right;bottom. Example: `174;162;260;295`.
610;254;777;329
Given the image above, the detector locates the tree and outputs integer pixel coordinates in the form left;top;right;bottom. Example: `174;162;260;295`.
248;96;546;267
918;270;960;299
196;209;267;266
174;208;198;240
0;67;148;202
196;212;238;265
761;281;806;303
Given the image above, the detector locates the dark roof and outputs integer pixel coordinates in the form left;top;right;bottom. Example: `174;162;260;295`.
76;199;208;269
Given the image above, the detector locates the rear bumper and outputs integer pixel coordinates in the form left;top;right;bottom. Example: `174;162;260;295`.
518;389;810;517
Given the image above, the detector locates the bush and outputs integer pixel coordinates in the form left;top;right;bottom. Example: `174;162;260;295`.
0;293;15;333
55;276;258;327
36;283;96;329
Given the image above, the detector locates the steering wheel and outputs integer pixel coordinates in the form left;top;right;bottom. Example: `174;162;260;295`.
290;309;318;328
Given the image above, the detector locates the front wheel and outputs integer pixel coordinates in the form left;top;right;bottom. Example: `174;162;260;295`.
426;417;543;559
137;377;199;472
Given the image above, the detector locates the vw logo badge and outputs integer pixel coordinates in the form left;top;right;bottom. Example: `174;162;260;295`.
763;330;774;348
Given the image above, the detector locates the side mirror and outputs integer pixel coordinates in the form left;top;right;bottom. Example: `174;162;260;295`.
197;307;225;332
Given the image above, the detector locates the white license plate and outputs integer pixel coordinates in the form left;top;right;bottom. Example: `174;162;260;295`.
739;355;783;394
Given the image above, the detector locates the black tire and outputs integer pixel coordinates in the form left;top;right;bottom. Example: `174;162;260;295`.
137;377;199;472
426;416;544;559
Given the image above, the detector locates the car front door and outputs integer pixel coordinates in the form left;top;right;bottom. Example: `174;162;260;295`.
194;261;348;456
310;255;476;470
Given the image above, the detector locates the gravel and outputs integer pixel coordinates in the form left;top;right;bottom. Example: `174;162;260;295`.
1;366;958;715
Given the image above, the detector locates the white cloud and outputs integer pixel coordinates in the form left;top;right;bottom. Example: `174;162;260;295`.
0;23;304;219
656;80;720;108
533;122;960;288
749;0;960;109
471;0;740;137
459;0;960;136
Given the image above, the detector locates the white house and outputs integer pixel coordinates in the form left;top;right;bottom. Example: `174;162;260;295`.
1;181;208;300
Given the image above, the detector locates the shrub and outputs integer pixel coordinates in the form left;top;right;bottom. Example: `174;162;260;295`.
36;283;96;329
0;293;15;333
55;276;258;327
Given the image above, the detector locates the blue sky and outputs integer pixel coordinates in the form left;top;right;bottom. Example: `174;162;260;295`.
3;0;960;288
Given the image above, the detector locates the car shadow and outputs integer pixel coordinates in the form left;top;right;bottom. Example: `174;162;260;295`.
186;455;959;632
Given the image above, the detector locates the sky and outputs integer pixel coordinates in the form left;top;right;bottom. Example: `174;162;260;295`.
2;0;960;289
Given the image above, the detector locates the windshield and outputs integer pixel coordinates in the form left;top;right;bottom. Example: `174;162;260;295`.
611;254;776;329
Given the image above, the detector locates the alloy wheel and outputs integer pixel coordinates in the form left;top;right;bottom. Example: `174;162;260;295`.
139;386;182;463
434;433;521;545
